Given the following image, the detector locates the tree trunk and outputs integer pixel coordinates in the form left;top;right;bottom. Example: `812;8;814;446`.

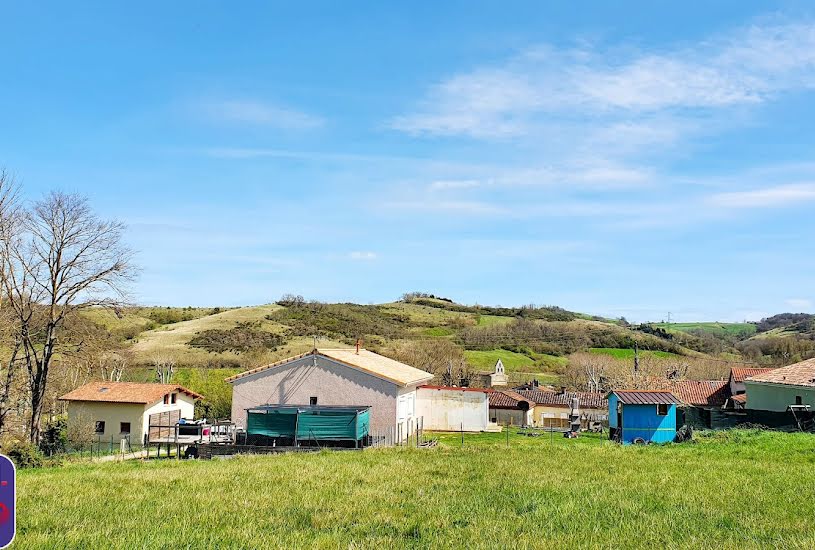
0;341;20;436
28;326;55;444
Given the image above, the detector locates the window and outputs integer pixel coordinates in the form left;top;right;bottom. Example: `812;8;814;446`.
309;396;318;406
170;393;177;405
120;422;131;434
796;396;803;406
163;394;169;405
94;421;105;434
657;404;669;416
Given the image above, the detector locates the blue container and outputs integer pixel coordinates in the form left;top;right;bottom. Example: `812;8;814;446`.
608;391;679;444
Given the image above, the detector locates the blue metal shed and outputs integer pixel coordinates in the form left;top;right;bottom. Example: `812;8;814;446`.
607;390;681;444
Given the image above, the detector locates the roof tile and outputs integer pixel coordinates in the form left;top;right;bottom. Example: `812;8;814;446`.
746;358;815;387
226;349;434;387
59;382;202;404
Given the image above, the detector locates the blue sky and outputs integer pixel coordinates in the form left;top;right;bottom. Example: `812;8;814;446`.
2;2;815;322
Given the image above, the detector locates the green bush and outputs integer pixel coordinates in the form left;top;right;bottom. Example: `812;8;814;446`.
189;326;285;354
4;440;44;468
39;418;68;456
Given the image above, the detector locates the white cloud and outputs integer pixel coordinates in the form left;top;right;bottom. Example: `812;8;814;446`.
348;251;377;261
708;183;815;208
785;298;813;310
197;99;324;129
391;20;815;138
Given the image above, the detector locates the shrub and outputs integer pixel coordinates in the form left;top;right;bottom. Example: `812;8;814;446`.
39;418;68;456
4;440;44;468
189;326;285;354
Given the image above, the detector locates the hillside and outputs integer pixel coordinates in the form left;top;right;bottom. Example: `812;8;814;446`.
105;299;709;374
71;297;815;419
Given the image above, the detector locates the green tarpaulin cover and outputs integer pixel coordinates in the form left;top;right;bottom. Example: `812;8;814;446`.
247;407;370;440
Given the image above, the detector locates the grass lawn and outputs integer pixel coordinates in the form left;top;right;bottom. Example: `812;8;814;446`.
590;347;677;359
16;430;815;548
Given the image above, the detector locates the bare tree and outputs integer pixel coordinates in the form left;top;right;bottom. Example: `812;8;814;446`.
388;339;471;386
2;191;134;442
0;171;23;434
153;356;176;384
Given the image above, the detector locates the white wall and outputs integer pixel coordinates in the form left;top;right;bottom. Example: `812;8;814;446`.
416;388;489;432
67;401;147;443
142;392;195;440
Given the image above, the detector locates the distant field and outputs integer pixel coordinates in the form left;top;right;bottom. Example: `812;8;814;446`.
16;430;815;548
476;314;514;327
654;322;756;338
378;302;474;326
464;349;565;374
589;347;677;359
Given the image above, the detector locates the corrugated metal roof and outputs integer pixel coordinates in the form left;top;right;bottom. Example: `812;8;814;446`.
746;358;815;388
225;349;434;387
59;382;202;404
610;390;682;405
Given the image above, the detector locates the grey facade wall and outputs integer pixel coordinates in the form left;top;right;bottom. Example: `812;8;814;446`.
230;355;400;432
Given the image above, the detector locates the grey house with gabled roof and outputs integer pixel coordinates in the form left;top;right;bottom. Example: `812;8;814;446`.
226;348;433;433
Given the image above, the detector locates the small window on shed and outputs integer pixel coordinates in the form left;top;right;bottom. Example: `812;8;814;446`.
796;395;803;406
657;403;669;416
310;396;318;406
120;422;131;434
170;393;177;405
95;421;105;434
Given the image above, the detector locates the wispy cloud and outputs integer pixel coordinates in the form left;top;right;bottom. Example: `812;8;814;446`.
708;183;815;208
385;200;508;216
429;179;482;191
196;99;324;129
391;20;815;138
348;251;377;261
785;298;813;310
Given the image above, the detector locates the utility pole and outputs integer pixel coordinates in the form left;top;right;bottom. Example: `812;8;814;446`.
633;343;639;375
667;312;672;324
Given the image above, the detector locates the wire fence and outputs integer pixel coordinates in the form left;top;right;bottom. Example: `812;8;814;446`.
52;436;147;458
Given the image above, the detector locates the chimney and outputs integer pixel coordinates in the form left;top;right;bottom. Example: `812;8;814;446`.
355;339;362;354
559;386;566;395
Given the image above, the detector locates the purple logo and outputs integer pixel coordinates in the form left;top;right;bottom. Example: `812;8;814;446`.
0;455;14;549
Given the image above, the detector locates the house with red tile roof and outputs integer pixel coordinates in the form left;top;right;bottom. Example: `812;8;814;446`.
743;358;815;412
487;390;535;426
516;389;607;429
729;367;775;397
59;382;203;445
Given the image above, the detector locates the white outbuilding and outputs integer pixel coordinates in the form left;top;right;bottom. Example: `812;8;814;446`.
415;385;496;432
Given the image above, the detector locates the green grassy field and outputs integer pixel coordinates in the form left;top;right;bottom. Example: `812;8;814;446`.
589;347;677;359
653;322;757;338
16;430;815;548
